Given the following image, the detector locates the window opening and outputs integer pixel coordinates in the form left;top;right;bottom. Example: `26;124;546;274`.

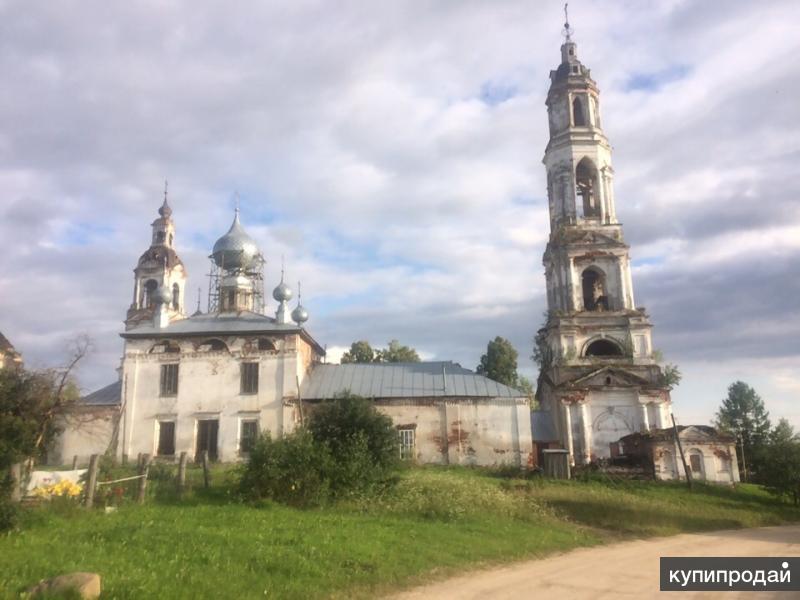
240;420;258;454
581;268;608;311
160;363;179;396
572;96;586;126
576;158;600;218
144;279;158;308
196;419;219;462
157;421;176;456
585;339;623;357
172;283;180;311
398;428;416;460
241;362;259;394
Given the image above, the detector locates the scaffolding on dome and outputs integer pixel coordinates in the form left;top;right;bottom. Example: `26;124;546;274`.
206;251;266;314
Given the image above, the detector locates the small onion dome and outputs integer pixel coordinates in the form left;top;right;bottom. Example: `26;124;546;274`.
158;197;172;218
291;304;309;325
211;210;260;271
154;285;172;305
272;280;293;302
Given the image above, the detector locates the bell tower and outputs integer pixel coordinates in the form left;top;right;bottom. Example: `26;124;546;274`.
125;184;188;330
535;10;672;465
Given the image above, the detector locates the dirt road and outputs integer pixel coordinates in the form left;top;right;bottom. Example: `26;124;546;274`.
389;525;800;599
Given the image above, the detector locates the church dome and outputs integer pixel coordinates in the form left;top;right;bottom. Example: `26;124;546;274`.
272;280;293;302
211;210;260;271
291;304;308;325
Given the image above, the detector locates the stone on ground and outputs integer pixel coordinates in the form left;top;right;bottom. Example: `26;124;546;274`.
27;572;101;599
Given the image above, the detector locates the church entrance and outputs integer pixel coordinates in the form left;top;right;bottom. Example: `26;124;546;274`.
196;419;219;462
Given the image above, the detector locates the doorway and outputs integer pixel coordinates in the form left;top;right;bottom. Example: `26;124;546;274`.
196;419;219;461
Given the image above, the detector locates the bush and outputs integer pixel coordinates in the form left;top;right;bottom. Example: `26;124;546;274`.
239;430;333;507
0;473;16;532
239;394;400;506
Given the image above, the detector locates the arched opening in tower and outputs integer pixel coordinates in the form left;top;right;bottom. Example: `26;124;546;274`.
143;279;158;308
581;267;608;311
576;158;600;219
572;96;586;126
172;283;180;310
585;339;623;357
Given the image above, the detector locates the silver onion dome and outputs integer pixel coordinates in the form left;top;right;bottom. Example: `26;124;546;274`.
211;210;260;271
272;280;293;302
291;304;308;325
154;285;172;305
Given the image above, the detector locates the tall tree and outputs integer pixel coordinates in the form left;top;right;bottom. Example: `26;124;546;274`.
340;340;376;364
714;381;771;480
377;340;420;363
476;337;519;387
759;419;800;505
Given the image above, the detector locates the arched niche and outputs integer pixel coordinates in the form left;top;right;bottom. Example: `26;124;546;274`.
149;340;180;354
257;338;277;352
172;283;180;311
581;267;608;311
197;339;229;353
572;96;586;126
584;338;623;357
575;157;600;218
143;279;158;308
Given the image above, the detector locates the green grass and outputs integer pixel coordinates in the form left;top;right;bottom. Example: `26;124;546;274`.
1;466;798;599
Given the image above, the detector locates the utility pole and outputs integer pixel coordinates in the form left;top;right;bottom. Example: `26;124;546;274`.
738;433;748;483
671;413;692;490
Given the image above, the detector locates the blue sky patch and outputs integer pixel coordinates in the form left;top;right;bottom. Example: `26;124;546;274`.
479;80;518;106
624;64;690;92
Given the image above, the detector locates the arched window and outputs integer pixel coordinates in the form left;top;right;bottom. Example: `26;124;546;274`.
156;231;165;244
688;449;705;480
257;338;277;351
149;340;180;354
581;267;608;311
576;157;600;218
172;283;180;311
585;338;623;357
143;279;158;308
572;96;586;126
198;339;229;352
169;233;173;246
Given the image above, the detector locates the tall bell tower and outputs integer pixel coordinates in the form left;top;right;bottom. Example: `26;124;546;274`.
535;11;672;465
125;185;188;330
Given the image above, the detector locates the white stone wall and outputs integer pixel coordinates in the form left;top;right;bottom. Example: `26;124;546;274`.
50;409;118;466
378;398;532;467
655;441;740;484
119;333;314;463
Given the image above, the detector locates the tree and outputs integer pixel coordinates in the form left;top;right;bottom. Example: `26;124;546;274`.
0;335;90;529
476;337;519;387
714;381;771;481
759;419;800;505
375;340;419;363
341;340;376;364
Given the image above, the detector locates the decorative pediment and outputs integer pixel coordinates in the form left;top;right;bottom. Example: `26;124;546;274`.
566;367;650;389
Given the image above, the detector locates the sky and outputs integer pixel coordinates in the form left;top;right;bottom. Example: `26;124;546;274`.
1;0;798;429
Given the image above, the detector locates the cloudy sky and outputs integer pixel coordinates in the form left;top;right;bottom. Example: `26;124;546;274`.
1;0;798;428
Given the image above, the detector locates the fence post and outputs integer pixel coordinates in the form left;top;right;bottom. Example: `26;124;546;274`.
137;453;143;471
202;450;210;489
137;454;151;504
71;455;78;470
177;452;188;498
10;464;22;502
85;454;99;508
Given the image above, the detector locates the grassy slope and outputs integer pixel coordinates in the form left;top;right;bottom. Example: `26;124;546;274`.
1;466;797;599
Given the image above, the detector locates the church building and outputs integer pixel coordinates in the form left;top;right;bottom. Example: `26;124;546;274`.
533;21;673;465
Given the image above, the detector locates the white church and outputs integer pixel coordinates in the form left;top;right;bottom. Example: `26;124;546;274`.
52;21;738;482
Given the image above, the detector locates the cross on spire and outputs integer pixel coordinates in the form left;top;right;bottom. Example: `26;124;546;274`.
563;3;573;42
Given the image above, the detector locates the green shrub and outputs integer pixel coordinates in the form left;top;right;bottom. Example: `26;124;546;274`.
0;473;16;532
239;430;333;507
308;393;399;488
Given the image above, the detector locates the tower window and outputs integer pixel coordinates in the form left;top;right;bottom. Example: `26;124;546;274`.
585;339;623;357
144;279;158;308
156;231;165;244
581;267;608;311
172;283;180;310
241;362;259;394
576;157;600;218
572;97;586;126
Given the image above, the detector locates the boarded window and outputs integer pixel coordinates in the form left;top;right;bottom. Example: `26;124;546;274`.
689;452;703;474
160;363;179;396
240;420;259;454
157;421;176;456
398;428;416;460
240;362;259;394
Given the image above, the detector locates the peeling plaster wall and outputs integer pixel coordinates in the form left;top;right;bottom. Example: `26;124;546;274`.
377;398;532;467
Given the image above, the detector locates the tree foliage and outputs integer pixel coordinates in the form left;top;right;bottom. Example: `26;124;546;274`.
714;381;771;479
340;340;375;364
476;337;519;387
759;419;800;505
340;339;420;364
